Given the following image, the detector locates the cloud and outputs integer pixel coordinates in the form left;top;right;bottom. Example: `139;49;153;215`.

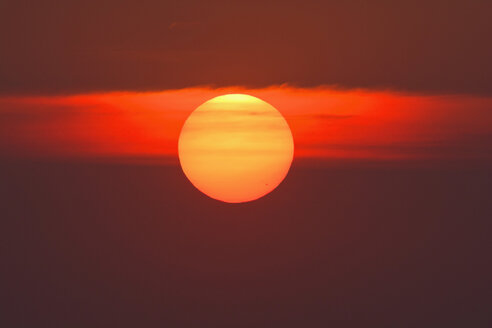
1;87;492;162
291;114;354;120
0;1;491;95
302;135;492;161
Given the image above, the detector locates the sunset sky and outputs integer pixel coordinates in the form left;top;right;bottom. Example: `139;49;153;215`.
1;1;492;164
2;87;492;162
1;1;491;327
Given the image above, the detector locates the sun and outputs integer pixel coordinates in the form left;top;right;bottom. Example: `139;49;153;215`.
178;94;294;203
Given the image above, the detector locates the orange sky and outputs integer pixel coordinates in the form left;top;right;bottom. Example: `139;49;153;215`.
1;87;492;163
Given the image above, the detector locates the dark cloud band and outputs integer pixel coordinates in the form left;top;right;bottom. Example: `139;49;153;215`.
1;1;491;95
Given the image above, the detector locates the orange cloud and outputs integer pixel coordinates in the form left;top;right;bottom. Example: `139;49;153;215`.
1;87;491;162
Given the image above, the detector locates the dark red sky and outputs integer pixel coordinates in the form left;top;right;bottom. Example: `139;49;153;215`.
1;0;491;95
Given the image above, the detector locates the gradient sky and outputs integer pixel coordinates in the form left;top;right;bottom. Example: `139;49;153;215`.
1;2;491;328
1;1;491;163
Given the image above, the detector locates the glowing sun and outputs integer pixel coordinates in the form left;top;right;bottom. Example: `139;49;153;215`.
178;94;294;203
